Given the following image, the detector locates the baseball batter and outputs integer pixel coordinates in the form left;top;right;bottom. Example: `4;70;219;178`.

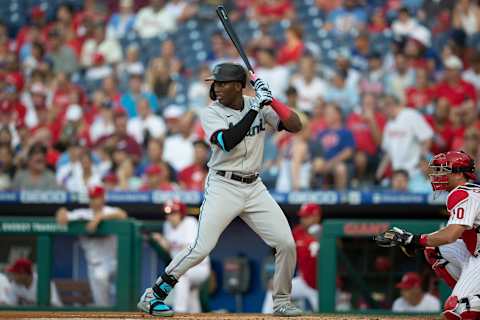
138;62;303;317
375;151;480;320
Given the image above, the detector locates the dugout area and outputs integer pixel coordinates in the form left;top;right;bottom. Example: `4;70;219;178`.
0;217;447;317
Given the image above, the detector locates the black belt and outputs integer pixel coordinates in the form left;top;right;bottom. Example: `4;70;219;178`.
216;171;258;184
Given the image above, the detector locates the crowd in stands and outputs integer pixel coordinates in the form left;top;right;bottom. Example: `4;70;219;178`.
0;0;480;194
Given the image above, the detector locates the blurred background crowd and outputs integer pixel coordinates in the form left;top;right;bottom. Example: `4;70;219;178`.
0;0;479;194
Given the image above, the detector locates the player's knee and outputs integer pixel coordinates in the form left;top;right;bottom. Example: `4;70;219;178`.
90;267;109;284
424;247;457;288
443;295;480;320
334;162;347;176
276;236;296;254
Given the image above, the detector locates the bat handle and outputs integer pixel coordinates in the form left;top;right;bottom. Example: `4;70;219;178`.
249;71;257;86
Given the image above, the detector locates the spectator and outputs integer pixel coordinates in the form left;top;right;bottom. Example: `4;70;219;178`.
188;65;211;112
462;52;480;93
390;169;409;192
127;97;166;146
392;7;419;38
248;22;277;52
392;272;441;312
120;70;159;118
137;138;175;181
149;199;210;312
102;172;119;191
384;52;415;102
45;29;78;74
163;111;195;172
408;158;432;193
116;158;142;191
358;52;385;95
425;97;453;154
251;0;295;25
95;108;142;163
89;97;115;144
207;32;230;66
164;0;198;25
56;186;128;306
11;143;59;190
276;114;311;192
405;68;435;113
178;140;209;191
350;33;371;72
106;0;136;40
462;127;480;179
116;44;144;91
140;164;176;191
0;144;15;190
255;48;290;101
146;57;177;104
346;93;386;186
377;95;433;180
57;150;102;194
436;55;476;107
368;8;388;34
452;0;480;36
7;258;62;306
81;23;123;68
290;55;327;114
160;39;182;75
311;104;355;190
277;25;304;65
324;0;367;34
134;0;176;39
324;69;359;115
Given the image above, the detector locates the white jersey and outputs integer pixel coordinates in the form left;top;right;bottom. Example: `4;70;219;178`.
67;206;120;264
11;272;62;306
446;183;480;256
200;95;280;174
164;216;210;268
0;273;16;305
392;293;440;312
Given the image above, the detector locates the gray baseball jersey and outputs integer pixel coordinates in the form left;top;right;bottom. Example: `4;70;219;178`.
200;95;280;174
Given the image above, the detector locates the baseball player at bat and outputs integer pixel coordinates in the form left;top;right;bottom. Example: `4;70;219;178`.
137;62;303;317
374;151;480;320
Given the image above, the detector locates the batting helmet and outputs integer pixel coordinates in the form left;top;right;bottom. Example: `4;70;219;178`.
298;203;322;219
429;151;476;191
163;199;187;216
206;63;246;100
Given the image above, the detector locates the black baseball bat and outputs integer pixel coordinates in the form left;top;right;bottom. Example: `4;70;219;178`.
216;5;254;73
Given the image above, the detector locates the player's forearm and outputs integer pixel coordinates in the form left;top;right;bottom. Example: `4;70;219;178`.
101;210;128;220
211;109;258;152
421;225;466;247
271;99;302;132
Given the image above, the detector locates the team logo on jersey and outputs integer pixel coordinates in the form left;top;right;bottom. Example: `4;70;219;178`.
228;119;266;137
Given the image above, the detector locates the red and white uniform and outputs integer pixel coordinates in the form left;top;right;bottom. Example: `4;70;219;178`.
440;184;480;299
163;216;211;312
66;206;120;306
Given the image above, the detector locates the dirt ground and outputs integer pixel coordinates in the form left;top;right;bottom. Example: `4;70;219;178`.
0;312;442;320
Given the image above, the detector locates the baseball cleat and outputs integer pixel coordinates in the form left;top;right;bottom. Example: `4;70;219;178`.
273;302;304;317
137;287;174;317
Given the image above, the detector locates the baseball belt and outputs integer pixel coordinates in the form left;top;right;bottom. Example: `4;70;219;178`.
216;170;259;184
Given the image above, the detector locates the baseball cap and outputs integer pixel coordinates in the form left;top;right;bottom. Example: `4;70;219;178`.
205;63;246;87
164;199;187;216
88;185;105;198
6;258;33;275
396;272;422;289
409;25;431;47
163;105;185;119
298;203;322;218
444;55;463;70
145;164;162;176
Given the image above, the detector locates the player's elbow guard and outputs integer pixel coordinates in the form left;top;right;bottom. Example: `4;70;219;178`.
211;131;231;152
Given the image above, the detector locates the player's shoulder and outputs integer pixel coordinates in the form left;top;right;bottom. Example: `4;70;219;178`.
447;184;480;210
102;206;120;214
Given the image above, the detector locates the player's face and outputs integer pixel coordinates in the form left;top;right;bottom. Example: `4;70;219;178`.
166;212;182;227
447;172;468;191
214;81;241;106
90;196;105;210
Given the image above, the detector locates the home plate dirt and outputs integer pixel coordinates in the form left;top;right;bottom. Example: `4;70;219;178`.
0;312;441;320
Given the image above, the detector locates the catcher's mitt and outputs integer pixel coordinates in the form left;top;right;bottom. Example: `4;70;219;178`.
373;227;417;257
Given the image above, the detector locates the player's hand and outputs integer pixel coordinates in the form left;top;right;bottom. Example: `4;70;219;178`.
250;72;272;106
85;215;103;233
56;208;69;225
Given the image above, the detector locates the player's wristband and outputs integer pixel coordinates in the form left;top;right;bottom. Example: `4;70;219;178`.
411;234;428;247
270;98;292;121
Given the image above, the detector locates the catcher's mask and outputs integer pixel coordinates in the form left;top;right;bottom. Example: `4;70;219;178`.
205;63;246;100
429;151;476;191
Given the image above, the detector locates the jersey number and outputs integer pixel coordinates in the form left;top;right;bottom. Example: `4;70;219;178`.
453;207;465;219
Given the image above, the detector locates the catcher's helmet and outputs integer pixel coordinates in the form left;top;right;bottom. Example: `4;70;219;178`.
429;151;476;191
298;203;322;218
163;199;187;216
206;63;247;100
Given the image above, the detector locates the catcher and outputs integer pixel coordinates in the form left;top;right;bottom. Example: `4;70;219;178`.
374;151;480;320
